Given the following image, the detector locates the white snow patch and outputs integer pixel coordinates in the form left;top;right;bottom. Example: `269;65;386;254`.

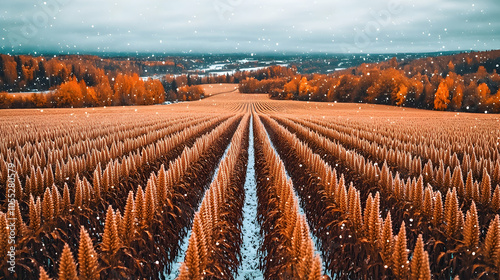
236;116;264;280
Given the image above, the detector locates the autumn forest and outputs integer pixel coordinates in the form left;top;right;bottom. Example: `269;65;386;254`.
1;50;500;113
238;50;500;113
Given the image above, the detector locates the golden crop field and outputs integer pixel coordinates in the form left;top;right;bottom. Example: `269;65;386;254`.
1;84;499;280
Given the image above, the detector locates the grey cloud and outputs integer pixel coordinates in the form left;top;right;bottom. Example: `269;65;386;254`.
0;0;498;54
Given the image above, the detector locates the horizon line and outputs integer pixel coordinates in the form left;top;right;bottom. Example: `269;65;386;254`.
0;49;488;58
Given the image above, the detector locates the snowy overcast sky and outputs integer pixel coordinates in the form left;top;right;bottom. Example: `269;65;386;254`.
0;0;499;54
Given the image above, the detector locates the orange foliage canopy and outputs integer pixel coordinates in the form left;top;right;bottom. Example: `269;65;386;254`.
176;85;205;101
54;78;84;108
434;81;450;110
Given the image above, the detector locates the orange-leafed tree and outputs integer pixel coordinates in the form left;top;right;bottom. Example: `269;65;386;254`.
487;88;500;113
463;80;479;110
131;77;146;105
394;84;408;106
366;68;405;104
177;85;204;101
84;87;99;107
144;79;165;104
284;76;301;98
434;81;450;110
422;76;436;109
406;75;424;107
448;61;455;73
451;83;464;110
94;69;113;106
238;77;257;93
476;66;488;80
476;83;491;101
113;74;132;105
54;78;84;107
476;83;500;112
298;77;311;101
333;74;359;102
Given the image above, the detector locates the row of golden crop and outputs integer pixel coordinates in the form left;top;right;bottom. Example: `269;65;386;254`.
259;114;438;278
253;102;279;113
262;114;500;279
0;112;193;172
178;114;250;279
0;113;190;160
300;115;499;182
0;113;196;198
274;115;500;226
253;114;325;279
0;112;240;278
307;113;498;160
0;111;123;148
276;114;500;236
274;114;498;230
0;114;210;193
2;114;226;204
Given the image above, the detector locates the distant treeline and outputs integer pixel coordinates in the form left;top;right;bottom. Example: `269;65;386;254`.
0;75;207;109
0;53;280;109
0;54;210;108
3;50;500;111
238;50;500;113
0;52;294;108
0;54;179;92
